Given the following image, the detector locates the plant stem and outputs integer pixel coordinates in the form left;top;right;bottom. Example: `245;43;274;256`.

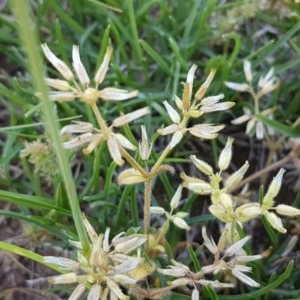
91;103;110;134
232;154;292;192
144;179;151;234
10;0;90;255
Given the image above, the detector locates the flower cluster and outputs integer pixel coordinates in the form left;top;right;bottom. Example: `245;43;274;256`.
225;60;279;139
182;137;300;239
42;44;138;104
42;44;149;165
44;215;147;300
158;65;234;148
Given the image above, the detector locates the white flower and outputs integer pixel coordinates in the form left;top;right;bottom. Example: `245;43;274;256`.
42;44;138;105
201;227;261;287
61;107;149;165
158;65;233;148
44;215;147;300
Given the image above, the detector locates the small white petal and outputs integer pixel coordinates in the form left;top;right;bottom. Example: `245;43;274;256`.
200;101;235;113
69;283;86;300
276;204;300;216
225;161;249;190
87;284;101;300
201;94;224;106
99;87;138;101
118;168;145;185
61;122;94;134
243;60;252;82
232;267;260;287
258;68;274;88
190;155;213;176
43;256;79;271
106;278;129;300
150;206;166;215
94;46;113;85
224;82;250;92
72;45;90;86
218;137;234;171
42;44;74;81
192;289;199;300
264;211;286;233
202;227;218;255
170;131;183;149
170;185;183;210
157;124;179;135
231;114;251;125
103;228;110;252
49;91;76;102
263;168;285;208
195;69;216;100
172;216;190;230
224;235;251;257
113;234;146;254
174;95;183;110
256;121;264;139
45;78;71;91
63;133;95;149
49;272;77;284
115;133;136;151
113;107;150;127
163;100;181;123
189;124;225;139
107;135;124;165
113;274;136;285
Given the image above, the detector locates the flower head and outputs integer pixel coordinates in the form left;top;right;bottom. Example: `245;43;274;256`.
44;215;147;300
158;65;234;149
42;44;138;105
61;107;149;165
225;60;279;140
201;227;261;287
260;168;300;233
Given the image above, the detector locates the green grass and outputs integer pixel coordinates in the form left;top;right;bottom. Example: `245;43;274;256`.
1;0;300;299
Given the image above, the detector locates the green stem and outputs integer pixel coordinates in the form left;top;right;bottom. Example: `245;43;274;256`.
150;145;171;175
120;147;148;177
10;0;90;255
91;103;110;133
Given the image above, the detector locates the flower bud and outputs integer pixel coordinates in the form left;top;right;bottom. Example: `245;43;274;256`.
225;161;249;190
243;60;252;82
172;216;190;230
190;155;213;175
264;211;286;233
275;204;300;217
170;185;183;209
118;168;146;185
163;101;181;123
218;137;234;171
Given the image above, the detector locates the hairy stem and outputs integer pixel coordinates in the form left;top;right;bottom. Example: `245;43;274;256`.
233;154;292;192
144;179;152;234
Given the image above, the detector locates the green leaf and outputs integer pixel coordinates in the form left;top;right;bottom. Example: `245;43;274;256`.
219;261;294;299
0;190;72;216
256;114;300;137
139;39;172;76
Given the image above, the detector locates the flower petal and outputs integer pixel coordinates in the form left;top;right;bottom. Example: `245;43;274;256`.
107;135;124;165
72;45;90;85
41;44;74;81
94;46;113;85
99;87;138;101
